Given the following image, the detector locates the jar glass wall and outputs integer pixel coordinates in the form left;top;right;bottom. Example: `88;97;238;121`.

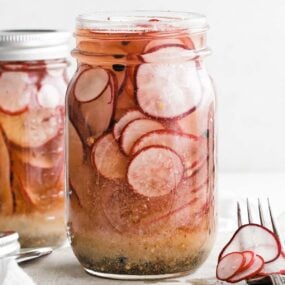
67;11;216;279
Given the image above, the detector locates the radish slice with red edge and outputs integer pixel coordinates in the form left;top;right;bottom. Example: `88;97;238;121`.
136;46;202;119
92;133;128;180
127;146;184;197
113;110;146;141
259;253;285;276
228;255;264;283
120;118;164;155
218;224;281;263
216;252;246;281
144;39;185;53
131;129;200;169
74;67;109;103
240;251;255;272
0;72;33;114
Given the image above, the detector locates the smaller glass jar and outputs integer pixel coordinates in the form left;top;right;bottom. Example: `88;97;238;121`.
0;30;70;247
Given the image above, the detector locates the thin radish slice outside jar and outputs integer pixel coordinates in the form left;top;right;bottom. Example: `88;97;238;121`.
92;133;128;180
0;72;33;114
218;224;282;263
228;255;264;283
131;130;200;168
136;47;202;119
0;108;62;148
113;110;146;141
74;67;109;103
127;146;184;197
259;254;285;275
240;251;255;272
216;252;246;281
120;118;165;155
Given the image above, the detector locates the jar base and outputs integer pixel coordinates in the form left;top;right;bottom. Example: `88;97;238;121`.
84;267;193;280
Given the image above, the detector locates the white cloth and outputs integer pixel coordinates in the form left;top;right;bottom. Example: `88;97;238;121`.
0;258;35;285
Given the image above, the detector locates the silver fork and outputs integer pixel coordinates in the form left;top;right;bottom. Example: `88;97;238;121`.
237;198;285;285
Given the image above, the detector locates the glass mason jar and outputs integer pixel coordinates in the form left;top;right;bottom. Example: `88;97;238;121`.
67;11;216;279
0;30;70;247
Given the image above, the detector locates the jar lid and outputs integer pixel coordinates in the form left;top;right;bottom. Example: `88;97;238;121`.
0;30;71;61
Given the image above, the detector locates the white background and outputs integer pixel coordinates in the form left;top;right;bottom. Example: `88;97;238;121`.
1;0;285;173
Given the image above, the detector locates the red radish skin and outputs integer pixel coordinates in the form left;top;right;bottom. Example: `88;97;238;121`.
227;255;264;283
113;109;146;141
92;133;128;180
80;85;114;140
120;118;164;155
127;146;184;198
239;251;255;272
0;108;62;148
74;67;110;103
144;40;185;53
0;72;35;115
131;129;200;168
218;224;282;264
184;154;208;178
136;46;202;119
216;252;246;281
259;254;285;276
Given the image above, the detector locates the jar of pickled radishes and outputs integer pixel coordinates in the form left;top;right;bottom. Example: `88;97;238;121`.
67;12;216;279
0;30;70;247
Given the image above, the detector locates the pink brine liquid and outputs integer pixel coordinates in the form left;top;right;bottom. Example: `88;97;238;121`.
0;60;67;247
67;13;216;277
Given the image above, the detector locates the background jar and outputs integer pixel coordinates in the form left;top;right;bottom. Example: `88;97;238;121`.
67;11;216;279
0;30;70;247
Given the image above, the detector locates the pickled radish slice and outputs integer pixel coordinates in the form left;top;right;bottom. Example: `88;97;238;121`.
218;224;281;263
127;146;184;197
260;254;285;275
13;158;64;209
241;251;255;271
144;39;184;53
216;252;246;281
141;45;194;63
184;154;208;178
0;130;13;215
131;130;200;168
0;108;62;148
120;118;164;155
80;85;114;139
136;47;202;119
74;67;109;103
0;72;32;114
37;84;63;108
113;110;146;141
92;133;128;180
228;255;264;283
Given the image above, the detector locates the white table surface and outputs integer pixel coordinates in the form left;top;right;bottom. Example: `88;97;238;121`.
21;172;285;285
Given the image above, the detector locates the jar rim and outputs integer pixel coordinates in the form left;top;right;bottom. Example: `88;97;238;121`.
76;11;208;33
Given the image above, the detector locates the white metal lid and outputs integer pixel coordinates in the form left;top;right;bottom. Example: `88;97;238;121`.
0;30;71;61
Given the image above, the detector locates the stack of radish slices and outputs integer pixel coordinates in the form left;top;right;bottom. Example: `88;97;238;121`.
216;224;285;283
